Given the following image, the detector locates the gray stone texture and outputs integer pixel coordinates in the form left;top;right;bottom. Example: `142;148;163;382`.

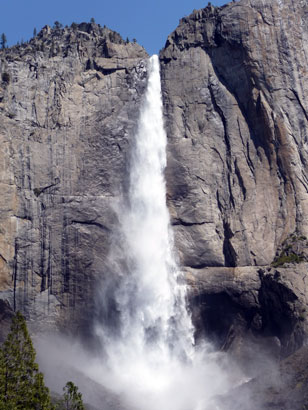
0;23;148;333
160;0;308;355
161;0;308;268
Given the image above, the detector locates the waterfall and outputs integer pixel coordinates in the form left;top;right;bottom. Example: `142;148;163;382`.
93;55;235;410
112;54;194;360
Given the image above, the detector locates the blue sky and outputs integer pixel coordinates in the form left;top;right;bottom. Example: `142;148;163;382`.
0;0;228;55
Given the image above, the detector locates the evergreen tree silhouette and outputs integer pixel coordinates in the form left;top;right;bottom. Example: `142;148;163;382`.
0;312;54;409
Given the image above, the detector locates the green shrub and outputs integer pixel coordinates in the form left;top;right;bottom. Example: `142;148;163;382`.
272;252;304;267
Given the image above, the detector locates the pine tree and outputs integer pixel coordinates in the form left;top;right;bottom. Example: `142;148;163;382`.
53;21;63;30
62;381;85;410
0;312;54;410
1;33;7;49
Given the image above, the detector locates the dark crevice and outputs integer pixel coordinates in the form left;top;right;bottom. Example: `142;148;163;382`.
208;83;235;208
227;174;235;208
210;146;224;165
71;220;110;232
216;190;224;214
195;174;206;183
47;229;52;295
223;221;237;267
100;67;120;75
14;215;32;222
185;262;220;269
61;215;70;293
172;219;207;227
291;88;308;122
0;253;7;264
276;145;289;186
246;140;255;175
33;177;60;197
237;117;255;176
12;240;18;312
234;159;247;200
93;60;124;76
40;213;46;292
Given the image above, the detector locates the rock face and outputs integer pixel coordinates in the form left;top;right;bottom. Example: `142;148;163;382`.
161;0;308;268
160;0;308;356
0;23;148;333
187;265;307;358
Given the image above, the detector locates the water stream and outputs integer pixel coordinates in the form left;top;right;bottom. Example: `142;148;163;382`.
108;54;194;361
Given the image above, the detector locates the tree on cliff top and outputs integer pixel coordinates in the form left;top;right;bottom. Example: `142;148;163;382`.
1;33;7;49
0;311;54;409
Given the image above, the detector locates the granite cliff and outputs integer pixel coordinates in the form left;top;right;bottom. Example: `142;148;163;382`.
0;22;148;335
160;0;308;358
0;0;308;365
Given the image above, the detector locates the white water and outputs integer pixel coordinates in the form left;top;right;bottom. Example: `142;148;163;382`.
93;55;237;410
109;54;194;360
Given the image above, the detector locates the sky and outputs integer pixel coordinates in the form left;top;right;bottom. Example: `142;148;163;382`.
0;0;228;55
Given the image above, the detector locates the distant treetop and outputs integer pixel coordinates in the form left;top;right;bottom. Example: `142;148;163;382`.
1;33;7;49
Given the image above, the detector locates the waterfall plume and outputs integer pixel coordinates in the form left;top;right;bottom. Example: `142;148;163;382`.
91;55;237;410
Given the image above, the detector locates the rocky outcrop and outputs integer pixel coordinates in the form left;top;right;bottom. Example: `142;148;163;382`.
188;265;308;359
0;22;148;333
160;0;308;356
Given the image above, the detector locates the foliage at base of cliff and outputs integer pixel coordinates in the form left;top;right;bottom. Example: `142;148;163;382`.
0;311;54;409
0;312;85;409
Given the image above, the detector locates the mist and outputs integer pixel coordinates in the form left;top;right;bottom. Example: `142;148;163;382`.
35;332;246;410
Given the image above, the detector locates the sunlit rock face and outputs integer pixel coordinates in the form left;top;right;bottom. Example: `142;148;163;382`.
0;22;148;333
160;0;308;356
